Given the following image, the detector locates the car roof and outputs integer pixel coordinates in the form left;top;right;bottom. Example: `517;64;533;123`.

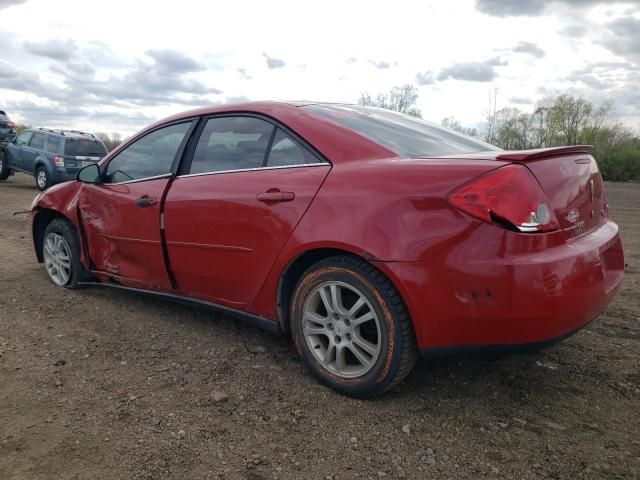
156;100;356;124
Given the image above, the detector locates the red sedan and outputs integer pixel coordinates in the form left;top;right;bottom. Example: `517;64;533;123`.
30;102;624;398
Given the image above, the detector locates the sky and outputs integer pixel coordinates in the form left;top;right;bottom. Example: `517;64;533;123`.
0;0;639;136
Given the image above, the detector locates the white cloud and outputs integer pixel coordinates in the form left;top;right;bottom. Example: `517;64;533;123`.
0;0;638;134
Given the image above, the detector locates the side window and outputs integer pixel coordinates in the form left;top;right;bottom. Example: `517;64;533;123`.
15;131;32;145
29;132;45;149
266;129;321;167
46;136;59;154
105;122;191;183
189;116;274;175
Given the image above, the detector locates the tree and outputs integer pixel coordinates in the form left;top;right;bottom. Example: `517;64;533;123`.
358;84;422;117
441;116;479;137
482;87;499;144
16;123;30;134
96;132;123;152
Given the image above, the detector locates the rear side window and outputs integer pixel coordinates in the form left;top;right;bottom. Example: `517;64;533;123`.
266;129;320;167
64;138;107;157
304;105;500;157
46;136;59;154
29;132;45;149
105;122;191;183
189;116;274;174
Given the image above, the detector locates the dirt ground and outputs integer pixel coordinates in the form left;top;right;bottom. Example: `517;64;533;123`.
0;172;638;480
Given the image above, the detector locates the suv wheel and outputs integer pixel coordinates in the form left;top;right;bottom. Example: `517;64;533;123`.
290;255;418;398
35;166;50;190
42;218;84;288
0;152;10;180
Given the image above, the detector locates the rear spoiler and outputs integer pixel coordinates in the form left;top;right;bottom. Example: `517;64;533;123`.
496;145;594;162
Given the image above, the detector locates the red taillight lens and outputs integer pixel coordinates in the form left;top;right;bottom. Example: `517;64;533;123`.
53;156;64;167
447;164;558;233
8;122;16;129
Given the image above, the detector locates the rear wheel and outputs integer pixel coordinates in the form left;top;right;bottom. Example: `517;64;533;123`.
42;218;85;288
290;255;418;398
0;152;11;180
35;166;50;190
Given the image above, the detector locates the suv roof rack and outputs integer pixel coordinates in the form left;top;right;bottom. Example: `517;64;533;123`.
36;127;66;135
64;129;97;139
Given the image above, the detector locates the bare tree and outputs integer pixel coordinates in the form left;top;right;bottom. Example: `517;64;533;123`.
483;87;499;144
96;132;123;152
358;84;422;117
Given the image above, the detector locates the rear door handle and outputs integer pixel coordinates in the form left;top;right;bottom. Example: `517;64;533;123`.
135;195;157;207
257;190;295;203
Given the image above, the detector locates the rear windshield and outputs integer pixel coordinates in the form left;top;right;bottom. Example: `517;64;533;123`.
304;104;500;157
64;138;107;157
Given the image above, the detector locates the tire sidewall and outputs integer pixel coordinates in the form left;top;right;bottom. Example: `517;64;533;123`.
0;151;10;180
43;219;83;288
291;260;406;397
36;167;49;191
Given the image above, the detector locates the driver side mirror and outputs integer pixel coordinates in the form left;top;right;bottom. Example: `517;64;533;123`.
77;163;102;184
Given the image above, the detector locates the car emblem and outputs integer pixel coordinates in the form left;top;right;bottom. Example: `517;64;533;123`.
565;209;580;224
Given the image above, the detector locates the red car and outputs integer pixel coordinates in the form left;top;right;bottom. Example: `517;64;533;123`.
30;102;624;398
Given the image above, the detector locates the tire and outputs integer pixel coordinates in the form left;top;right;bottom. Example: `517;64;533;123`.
35;166;51;190
290;255;418;398
42;218;85;289
0;151;10;180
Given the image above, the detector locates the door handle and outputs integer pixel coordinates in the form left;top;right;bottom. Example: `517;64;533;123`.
135;195;157;207
257;190;295;203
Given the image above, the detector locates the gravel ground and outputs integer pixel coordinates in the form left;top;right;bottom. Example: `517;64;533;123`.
0;173;638;480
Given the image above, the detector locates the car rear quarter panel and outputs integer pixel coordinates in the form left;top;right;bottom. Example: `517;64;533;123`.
249;157;506;318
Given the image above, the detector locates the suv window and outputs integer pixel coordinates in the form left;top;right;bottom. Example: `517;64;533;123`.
189;116;274;174
105;122;191;183
304;105;500;157
64;138;107;157
266;128;320;167
29;132;45;149
46;136;59;154
15;131;32;145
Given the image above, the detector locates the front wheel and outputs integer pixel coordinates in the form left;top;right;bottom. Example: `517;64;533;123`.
35;166;51;190
42;219;84;288
291;255;418;398
0;151;11;180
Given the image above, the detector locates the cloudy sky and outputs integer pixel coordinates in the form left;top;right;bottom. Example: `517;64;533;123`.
0;0;639;136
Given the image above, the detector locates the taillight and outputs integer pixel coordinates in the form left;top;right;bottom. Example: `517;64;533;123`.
53;156;64;167
8;122;16;129
447;164;558;233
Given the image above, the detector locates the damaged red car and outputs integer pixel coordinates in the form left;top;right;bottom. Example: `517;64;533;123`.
30;102;624;398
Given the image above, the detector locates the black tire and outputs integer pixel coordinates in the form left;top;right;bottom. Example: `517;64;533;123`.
0;151;10;180
42;218;86;289
290;255;418;398
35;166;51;190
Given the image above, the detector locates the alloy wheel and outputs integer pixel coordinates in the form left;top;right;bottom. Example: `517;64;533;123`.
302;281;382;378
43;232;72;286
37;170;47;189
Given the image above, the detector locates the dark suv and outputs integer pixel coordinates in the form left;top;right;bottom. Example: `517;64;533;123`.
0;110;17;142
0;128;108;190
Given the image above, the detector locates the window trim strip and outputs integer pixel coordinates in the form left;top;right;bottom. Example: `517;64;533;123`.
176;162;329;179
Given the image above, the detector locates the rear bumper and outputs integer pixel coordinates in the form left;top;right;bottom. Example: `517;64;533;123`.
376;220;624;352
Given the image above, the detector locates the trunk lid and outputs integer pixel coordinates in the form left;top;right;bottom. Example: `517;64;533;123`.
497;146;606;238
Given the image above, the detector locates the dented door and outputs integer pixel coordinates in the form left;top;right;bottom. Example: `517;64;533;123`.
78;177;172;290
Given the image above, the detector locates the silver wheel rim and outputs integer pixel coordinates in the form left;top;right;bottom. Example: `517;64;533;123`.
303;281;382;379
43;233;72;286
37;170;47;188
